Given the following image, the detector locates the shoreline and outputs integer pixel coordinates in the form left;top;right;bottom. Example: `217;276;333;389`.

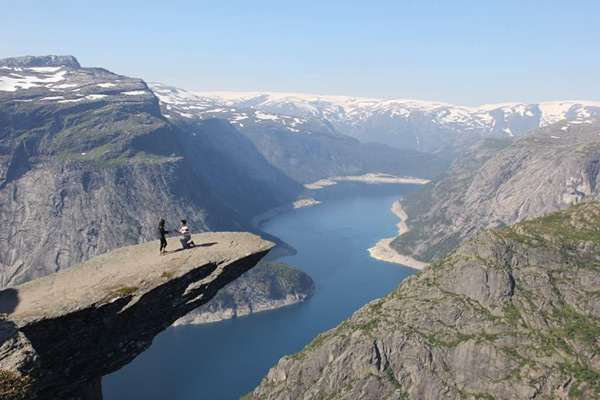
368;200;430;270
255;173;429;230
252;178;430;270
252;197;320;230
304;173;430;190
173;293;310;326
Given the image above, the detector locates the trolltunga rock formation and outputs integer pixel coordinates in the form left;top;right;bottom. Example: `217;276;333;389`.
0;232;273;399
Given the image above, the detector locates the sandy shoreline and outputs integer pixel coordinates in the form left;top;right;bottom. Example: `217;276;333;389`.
368;200;430;270
305;173;430;190
253;177;429;270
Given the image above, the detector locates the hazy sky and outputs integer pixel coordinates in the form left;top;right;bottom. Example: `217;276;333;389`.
1;0;598;105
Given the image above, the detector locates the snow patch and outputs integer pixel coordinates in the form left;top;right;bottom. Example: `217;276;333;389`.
52;83;78;89
254;111;279;121
0;70;67;91
28;67;61;73
120;90;147;96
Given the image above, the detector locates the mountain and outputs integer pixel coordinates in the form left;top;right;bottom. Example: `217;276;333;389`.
248;202;600;399
149;84;449;183
195;91;600;152
390;117;600;263
174;261;315;325
0;56;302;287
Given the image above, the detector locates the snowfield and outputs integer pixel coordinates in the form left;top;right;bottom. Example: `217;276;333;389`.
0;67;67;91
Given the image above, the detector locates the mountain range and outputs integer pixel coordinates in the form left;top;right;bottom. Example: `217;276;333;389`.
150;83;448;183
193;91;600;152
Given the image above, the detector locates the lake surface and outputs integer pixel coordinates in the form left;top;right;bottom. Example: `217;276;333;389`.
103;183;419;399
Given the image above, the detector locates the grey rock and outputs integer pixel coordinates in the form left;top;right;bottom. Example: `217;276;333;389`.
0;232;273;399
392;118;600;263
174;261;315;325
0;56;301;287
249;203;600;400
0;55;81;69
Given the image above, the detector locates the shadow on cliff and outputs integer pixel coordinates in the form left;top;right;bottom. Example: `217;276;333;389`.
164;242;217;254
0;289;19;350
0;288;19;314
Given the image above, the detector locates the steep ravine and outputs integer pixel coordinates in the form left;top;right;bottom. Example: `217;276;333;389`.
249;202;600;399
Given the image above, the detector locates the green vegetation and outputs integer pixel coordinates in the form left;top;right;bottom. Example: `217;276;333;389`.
559;362;600;398
501;202;600;261
552;305;600;347
112;285;138;297
0;370;34;400
503;302;523;326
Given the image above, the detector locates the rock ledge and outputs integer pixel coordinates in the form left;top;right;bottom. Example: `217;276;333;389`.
0;232;273;399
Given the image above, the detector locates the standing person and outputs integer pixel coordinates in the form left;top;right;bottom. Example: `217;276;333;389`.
158;219;170;255
177;219;195;249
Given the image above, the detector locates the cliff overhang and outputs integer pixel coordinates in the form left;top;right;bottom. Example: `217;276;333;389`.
0;232;273;399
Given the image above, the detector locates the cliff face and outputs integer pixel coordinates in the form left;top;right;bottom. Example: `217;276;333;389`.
391;118;600;263
249;203;600;400
174;261;315;325
0;55;301;287
0;232;273;399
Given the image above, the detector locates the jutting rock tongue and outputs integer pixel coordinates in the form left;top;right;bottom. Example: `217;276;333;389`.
0;232;273;400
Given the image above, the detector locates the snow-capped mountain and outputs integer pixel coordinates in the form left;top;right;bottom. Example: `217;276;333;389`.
192;91;600;152
149;83;337;137
149;83;448;182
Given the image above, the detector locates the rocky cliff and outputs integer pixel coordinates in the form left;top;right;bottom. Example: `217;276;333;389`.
0;55;301;287
0;232;273;399
174;261;315;325
248;202;600;399
391;118;600;263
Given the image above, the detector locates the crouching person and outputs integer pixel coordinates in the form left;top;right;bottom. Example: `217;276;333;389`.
177;219;195;249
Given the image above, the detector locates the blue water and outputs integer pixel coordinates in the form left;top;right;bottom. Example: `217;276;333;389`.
103;183;419;400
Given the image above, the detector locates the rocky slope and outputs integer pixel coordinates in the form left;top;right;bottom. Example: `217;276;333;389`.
174;261;315;325
0;232;273;399
248;202;600;400
0;55;302;287
150;84;449;182
391;118;600;263
195;91;600;152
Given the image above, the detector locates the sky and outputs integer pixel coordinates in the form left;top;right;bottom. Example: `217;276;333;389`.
1;0;599;106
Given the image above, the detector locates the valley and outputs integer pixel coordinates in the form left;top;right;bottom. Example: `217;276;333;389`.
249;202;600;399
103;182;420;399
1;53;599;400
